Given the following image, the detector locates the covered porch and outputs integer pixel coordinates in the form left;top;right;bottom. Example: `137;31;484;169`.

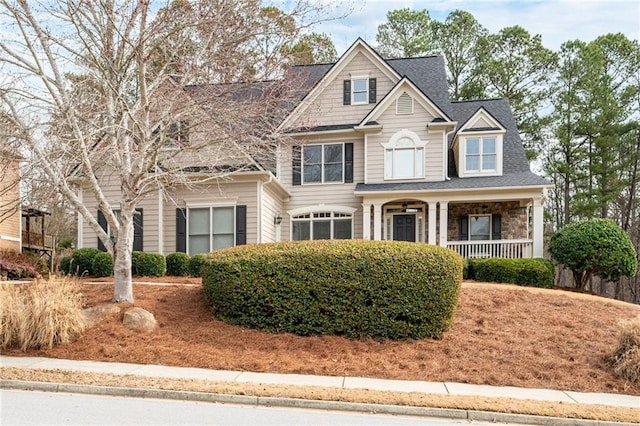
359;189;545;259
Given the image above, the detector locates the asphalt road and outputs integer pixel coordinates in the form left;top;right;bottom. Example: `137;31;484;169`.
1;389;515;425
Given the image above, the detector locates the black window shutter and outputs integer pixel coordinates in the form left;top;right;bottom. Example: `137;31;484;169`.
97;210;107;251
344;143;353;183
292;145;302;186
133;208;143;251
176;208;187;253
459;215;469;241
369;78;376;104
236;205;247;246
343;80;351;105
492;214;502;240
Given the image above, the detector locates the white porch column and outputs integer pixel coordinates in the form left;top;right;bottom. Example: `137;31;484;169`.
428;202;437;245
362;203;371;240
373;203;383;240
439;201;448;247
532;196;544;258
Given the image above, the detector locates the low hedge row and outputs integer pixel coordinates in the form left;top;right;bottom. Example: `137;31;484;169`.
201;240;463;340
61;250;167;277
464;257;554;288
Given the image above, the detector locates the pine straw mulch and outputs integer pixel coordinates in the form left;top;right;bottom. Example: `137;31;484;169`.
3;280;640;398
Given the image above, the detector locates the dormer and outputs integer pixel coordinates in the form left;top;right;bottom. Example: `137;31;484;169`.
452;107;506;178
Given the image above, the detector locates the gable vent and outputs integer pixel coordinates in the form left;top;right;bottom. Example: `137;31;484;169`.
396;92;413;115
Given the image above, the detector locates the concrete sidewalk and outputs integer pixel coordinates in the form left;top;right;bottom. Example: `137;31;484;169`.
2;355;638;411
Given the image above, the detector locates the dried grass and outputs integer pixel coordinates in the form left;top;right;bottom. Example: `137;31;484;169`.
0;277;87;350
5;281;640;396
610;315;640;382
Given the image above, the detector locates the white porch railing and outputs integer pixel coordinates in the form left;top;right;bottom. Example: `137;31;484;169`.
447;239;533;259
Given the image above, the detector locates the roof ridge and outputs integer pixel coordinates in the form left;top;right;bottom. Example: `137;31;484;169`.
451;97;507;104
386;55;442;60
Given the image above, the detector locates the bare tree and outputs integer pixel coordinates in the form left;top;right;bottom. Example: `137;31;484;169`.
0;0;334;302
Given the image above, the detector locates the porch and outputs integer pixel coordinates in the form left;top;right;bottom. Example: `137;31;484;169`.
360;194;545;259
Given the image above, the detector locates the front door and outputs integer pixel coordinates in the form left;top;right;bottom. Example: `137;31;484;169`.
393;214;416;242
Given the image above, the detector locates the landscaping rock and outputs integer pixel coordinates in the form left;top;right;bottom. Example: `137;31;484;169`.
82;304;121;328
122;307;157;332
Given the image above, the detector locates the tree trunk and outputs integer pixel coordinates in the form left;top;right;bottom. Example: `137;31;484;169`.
111;213;134;303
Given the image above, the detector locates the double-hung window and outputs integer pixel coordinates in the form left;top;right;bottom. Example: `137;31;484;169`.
188;206;234;254
383;130;426;180
291;211;353;241
465;137;496;173
302;143;344;184
352;78;368;104
97;208;143;252
343;77;376;105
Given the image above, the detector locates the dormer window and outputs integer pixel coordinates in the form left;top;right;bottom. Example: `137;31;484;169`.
465;137;496;172
343;76;376;105
382;129;426;180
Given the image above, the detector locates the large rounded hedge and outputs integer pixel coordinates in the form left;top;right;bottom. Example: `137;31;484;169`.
549;218;638;290
202;240;463;340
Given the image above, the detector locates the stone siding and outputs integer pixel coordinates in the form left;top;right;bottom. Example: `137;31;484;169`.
447;201;528;241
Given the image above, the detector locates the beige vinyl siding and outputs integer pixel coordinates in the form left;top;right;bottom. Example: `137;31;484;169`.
260;183;284;243
80;172;160;253
367;101;444;183
0;160;21;250
290;52;396;129
472;116;492;128
163;180;258;254
280;135;363;241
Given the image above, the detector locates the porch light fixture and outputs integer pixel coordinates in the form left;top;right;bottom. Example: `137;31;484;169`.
274;215;283;225
401;201;408;212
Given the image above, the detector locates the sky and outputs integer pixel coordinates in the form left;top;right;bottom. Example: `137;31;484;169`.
310;0;640;55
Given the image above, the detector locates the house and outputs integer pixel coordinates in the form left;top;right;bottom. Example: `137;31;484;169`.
78;38;550;259
0;148;23;252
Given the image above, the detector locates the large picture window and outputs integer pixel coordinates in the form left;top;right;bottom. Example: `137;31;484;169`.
469;214;491;241
302;143;344;184
383;130;426;180
465;137;496;172
188;206;234;254
291;211;353;241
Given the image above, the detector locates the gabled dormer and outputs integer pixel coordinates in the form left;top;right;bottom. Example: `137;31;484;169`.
452;107;506;178
278;38;401;131
358;77;455;183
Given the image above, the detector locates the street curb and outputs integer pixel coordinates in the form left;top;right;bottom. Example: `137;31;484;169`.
1;380;636;426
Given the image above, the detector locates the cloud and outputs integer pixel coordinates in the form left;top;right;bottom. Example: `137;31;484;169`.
312;0;640;54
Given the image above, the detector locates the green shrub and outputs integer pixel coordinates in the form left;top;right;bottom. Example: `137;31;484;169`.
202;240;463;340
131;251;166;277
59;256;72;275
166;252;191;276
470;258;554;288
91;252;113;277
549;218;638;290
71;248;100;276
189;253;207;277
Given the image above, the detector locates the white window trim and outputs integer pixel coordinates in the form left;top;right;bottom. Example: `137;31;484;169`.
469;214;492;241
459;133;503;177
382;129;427;180
350;73;370;105
301;143;345;185
287;205;356;241
186;205;237;255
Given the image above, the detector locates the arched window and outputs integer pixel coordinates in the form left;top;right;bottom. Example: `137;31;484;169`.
288;205;356;241
382;129;426;179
